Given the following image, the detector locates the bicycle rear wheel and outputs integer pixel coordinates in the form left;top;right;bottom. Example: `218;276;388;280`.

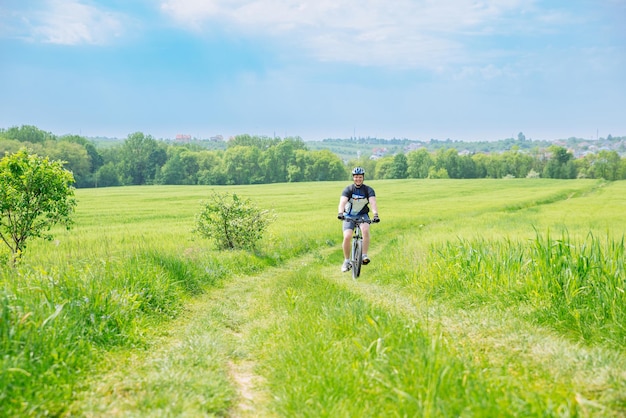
351;239;362;279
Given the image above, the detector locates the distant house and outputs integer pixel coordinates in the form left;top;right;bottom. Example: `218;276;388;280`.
175;134;192;142
371;147;388;157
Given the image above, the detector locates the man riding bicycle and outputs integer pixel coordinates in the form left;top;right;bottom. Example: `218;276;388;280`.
337;166;380;272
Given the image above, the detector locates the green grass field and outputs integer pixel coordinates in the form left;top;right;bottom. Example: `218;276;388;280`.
1;179;625;417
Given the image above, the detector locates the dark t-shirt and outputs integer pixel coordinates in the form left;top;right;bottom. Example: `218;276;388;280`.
341;183;376;216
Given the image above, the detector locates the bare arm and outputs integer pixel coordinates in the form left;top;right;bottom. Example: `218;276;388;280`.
368;196;378;215
338;196;349;214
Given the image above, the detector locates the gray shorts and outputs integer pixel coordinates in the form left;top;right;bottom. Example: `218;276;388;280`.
342;214;370;231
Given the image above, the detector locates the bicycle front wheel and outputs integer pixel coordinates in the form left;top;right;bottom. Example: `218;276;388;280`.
351;239;362;279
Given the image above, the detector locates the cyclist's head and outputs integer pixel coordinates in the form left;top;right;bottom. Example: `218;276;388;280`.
351;166;365;184
351;166;365;176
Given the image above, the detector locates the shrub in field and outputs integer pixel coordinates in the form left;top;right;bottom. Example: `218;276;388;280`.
0;149;76;262
193;192;274;250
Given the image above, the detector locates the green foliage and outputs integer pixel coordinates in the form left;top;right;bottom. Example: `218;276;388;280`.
308;149;347;181
4;125;626;187
578;150;623;180
46;140;93;187
0;149;76;260
373;155;393;178
407;148;433;178
388;153;408;178
158;147;200;185
94;161;121;187
60;134;104;170
227;133;279;149
0;126;105;188
222;145;264;184
0;124;54;143
435;148;461;178
119;132;168;185
543;146;577;179
194;192;274;250
428;166;449;179
261;137;307;183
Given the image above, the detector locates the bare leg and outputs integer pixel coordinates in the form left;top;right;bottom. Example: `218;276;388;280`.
343;229;353;259
361;223;370;254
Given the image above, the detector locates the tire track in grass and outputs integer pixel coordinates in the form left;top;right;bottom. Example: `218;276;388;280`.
228;358;258;416
209;272;276;418
70;251;332;417
201;248;345;417
69;292;240;417
193;249;342;417
324;267;626;416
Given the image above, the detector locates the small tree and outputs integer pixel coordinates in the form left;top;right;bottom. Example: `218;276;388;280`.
0;149;77;262
193;192;274;250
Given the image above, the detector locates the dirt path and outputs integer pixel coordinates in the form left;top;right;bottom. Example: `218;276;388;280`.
69;252;328;417
209;270;275;418
228;358;266;417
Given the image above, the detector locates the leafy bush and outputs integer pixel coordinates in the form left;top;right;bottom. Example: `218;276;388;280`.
193;192;274;250
0;149;76;262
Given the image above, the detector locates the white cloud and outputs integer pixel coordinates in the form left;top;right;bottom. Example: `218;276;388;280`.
8;0;126;45
158;0;536;69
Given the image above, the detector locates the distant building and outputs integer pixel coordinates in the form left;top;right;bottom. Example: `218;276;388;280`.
371;147;388;157
175;134;192;142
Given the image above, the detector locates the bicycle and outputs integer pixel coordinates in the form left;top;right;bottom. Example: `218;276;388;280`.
346;216;371;279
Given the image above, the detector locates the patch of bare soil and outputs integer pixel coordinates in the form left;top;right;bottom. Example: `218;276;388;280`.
228;359;265;417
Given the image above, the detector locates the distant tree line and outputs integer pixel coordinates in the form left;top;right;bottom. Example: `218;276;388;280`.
1;125;625;188
0;126;347;187
358;145;626;181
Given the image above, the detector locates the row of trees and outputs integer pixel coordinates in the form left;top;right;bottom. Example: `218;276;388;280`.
366;146;626;181
1;125;626;187
0;127;348;187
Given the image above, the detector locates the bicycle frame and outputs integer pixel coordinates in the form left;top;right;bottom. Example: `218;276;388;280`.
347;216;370;279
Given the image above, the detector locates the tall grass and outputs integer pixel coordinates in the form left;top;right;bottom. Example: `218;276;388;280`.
375;231;626;348
530;232;626;346
0;252;203;416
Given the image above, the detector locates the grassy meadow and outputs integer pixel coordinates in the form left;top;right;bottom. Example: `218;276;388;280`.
1;179;625;417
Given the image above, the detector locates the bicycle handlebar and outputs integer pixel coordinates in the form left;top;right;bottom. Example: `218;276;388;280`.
342;216;372;224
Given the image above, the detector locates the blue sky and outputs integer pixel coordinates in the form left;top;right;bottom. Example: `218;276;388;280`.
1;0;624;141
